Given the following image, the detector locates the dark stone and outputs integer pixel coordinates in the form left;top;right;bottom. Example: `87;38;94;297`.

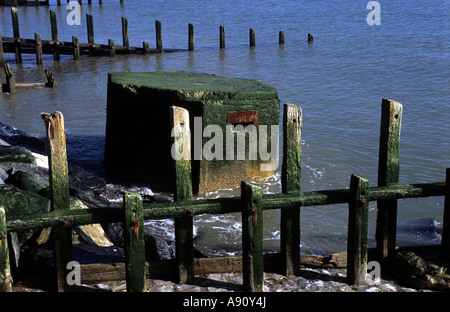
387;248;450;291
145;233;174;261
67;163;107;208
5;170;48;194
0;145;36;166
0;122;46;154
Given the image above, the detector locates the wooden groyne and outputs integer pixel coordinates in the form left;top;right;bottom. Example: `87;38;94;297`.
0;7;297;67
0;0;121;6
0;8;181;66
0;99;448;292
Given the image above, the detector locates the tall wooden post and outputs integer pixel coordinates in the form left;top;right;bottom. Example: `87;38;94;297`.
220;26;225;49
442;168;450;260
122;17;129;48
242;181;264;292
41;112;73;292
34;33;43;65
188;23;194;51
0;32;5;68
280;104;302;276
279;31;284;44
86;14;94;56
123;191;146;292
11;7;22;63
155;20;162;51
376;99;402;261
249;28;255;47
170;106;194;284
50;10;60;61
347;174;369;286
0;207;12;292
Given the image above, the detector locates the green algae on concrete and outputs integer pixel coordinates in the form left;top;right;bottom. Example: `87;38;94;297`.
105;71;281;194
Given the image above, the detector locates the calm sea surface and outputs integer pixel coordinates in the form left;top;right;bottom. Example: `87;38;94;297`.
0;0;448;256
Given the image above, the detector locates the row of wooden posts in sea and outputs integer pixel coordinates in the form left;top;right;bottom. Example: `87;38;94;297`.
0;0;123;6
0;7;314;67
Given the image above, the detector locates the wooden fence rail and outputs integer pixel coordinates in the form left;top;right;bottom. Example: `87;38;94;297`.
0;100;448;292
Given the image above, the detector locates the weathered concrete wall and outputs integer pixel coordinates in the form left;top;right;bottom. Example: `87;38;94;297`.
105;71;280;194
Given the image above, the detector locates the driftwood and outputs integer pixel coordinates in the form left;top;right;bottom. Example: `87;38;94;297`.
15;251;349;287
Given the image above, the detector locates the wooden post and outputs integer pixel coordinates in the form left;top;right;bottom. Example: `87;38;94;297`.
86;14;94;56
442;168;450;260
50;10;60;61
122;17;129;48
347;174;369;286
143;41;149;54
249;28;255;47
41;112;73;292
155;20;162;51
280;104;302;276
108;39;115;57
123;191;146;292
220;26;225;49
170;106;194;284
34;33;43;65
242;181;264;292
11;7;21;63
4;63;16;94
72;36;80;60
0;32;5;68
57;0;61;5
375;99;402;261
279;31;284;44
188;23;194;51
44;69;57;88
0;207;12;292
308;33;313;42
35;0;39;6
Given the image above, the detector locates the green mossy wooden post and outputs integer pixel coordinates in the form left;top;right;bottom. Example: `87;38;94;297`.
41;112;73;292
188;23;194;51
242;181;264;292
442;168;450;260
376;99;402;261
155;20;162;51
123;191;146;292
170;106;195;284
0;207;12;292
34;33;43;65
11;7;22;63
50;10;60;61
122;17;129;48
347;174;369;286
280;104;302;276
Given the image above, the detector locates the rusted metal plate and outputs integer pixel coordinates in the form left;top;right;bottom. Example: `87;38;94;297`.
227;110;260;126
